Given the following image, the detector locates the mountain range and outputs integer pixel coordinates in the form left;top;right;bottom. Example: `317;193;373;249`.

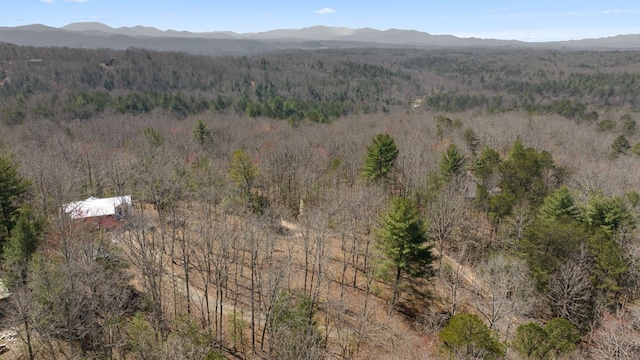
1;22;639;56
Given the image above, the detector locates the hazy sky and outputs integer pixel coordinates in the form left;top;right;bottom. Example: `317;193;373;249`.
6;0;640;42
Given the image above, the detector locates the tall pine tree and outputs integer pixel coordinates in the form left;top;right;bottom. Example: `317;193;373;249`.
0;154;30;255
361;133;399;183
193;119;212;146
538;186;579;221
2;206;44;287
440;143;466;180
375;196;434;310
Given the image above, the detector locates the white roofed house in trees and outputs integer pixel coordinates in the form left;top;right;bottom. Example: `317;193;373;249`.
63;196;132;228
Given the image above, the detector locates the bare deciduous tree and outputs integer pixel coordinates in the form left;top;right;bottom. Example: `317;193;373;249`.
496;204;534;250
436;258;467;318
590;309;640;360
121;207;168;338
547;258;594;330
471;254;535;339
426;184;468;266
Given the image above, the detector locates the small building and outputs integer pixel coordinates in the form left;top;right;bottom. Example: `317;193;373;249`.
64;196;132;221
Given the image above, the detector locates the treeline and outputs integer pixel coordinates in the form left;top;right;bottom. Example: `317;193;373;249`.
0;43;413;124
3;43;640;128
402;51;640;108
423;92;596;120
489;72;640;107
406;51;640;114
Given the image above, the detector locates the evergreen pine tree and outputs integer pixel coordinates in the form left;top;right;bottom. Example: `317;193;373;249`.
544;318;580;359
193;119;212;146
440;143;466;180
440;313;506;360
361;133;399;182
0;154;30;254
2;206;43;287
538;186;580;220
511;322;549;359
375;196;434;309
462;127;480;155
229;149;260;211
611;135;631;156
582;191;634;235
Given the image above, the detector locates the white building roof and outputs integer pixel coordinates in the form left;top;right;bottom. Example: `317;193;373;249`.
64;196;131;219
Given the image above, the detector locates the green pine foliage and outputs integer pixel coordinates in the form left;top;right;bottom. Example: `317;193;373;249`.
588;230;628;295
544;318;581;359
375;196;434;308
581;191;635;235
462;127;480;155
2;206;44;287
596;119;616;132
626;190;640;207
499;139;556;205
611;135;631;156
472;140;563;224
228;149;263;212
488;193;517;225
511;322;549;359
229;149;259;194
482;139;561;223
0;154;30;254
522;191;632;318
440;313;506;360
620;114;636;135
143;127;164;148
361;133;399;182
538;186;580;221
511;319;580;360
440;143;466;180
472;146;502;211
193;119;213;146
473;146;501;183
520;217;590;291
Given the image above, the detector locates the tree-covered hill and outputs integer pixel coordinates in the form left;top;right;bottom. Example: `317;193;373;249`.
2;43;640;126
1;42;640;359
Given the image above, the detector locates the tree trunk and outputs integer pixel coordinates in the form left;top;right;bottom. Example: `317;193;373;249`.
390;266;402;313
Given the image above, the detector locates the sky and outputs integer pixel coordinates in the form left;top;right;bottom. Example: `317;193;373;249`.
4;0;640;42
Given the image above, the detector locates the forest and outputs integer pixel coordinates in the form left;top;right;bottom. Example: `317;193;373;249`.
1;41;640;359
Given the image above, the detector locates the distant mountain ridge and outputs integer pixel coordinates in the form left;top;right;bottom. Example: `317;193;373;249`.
1;22;639;56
